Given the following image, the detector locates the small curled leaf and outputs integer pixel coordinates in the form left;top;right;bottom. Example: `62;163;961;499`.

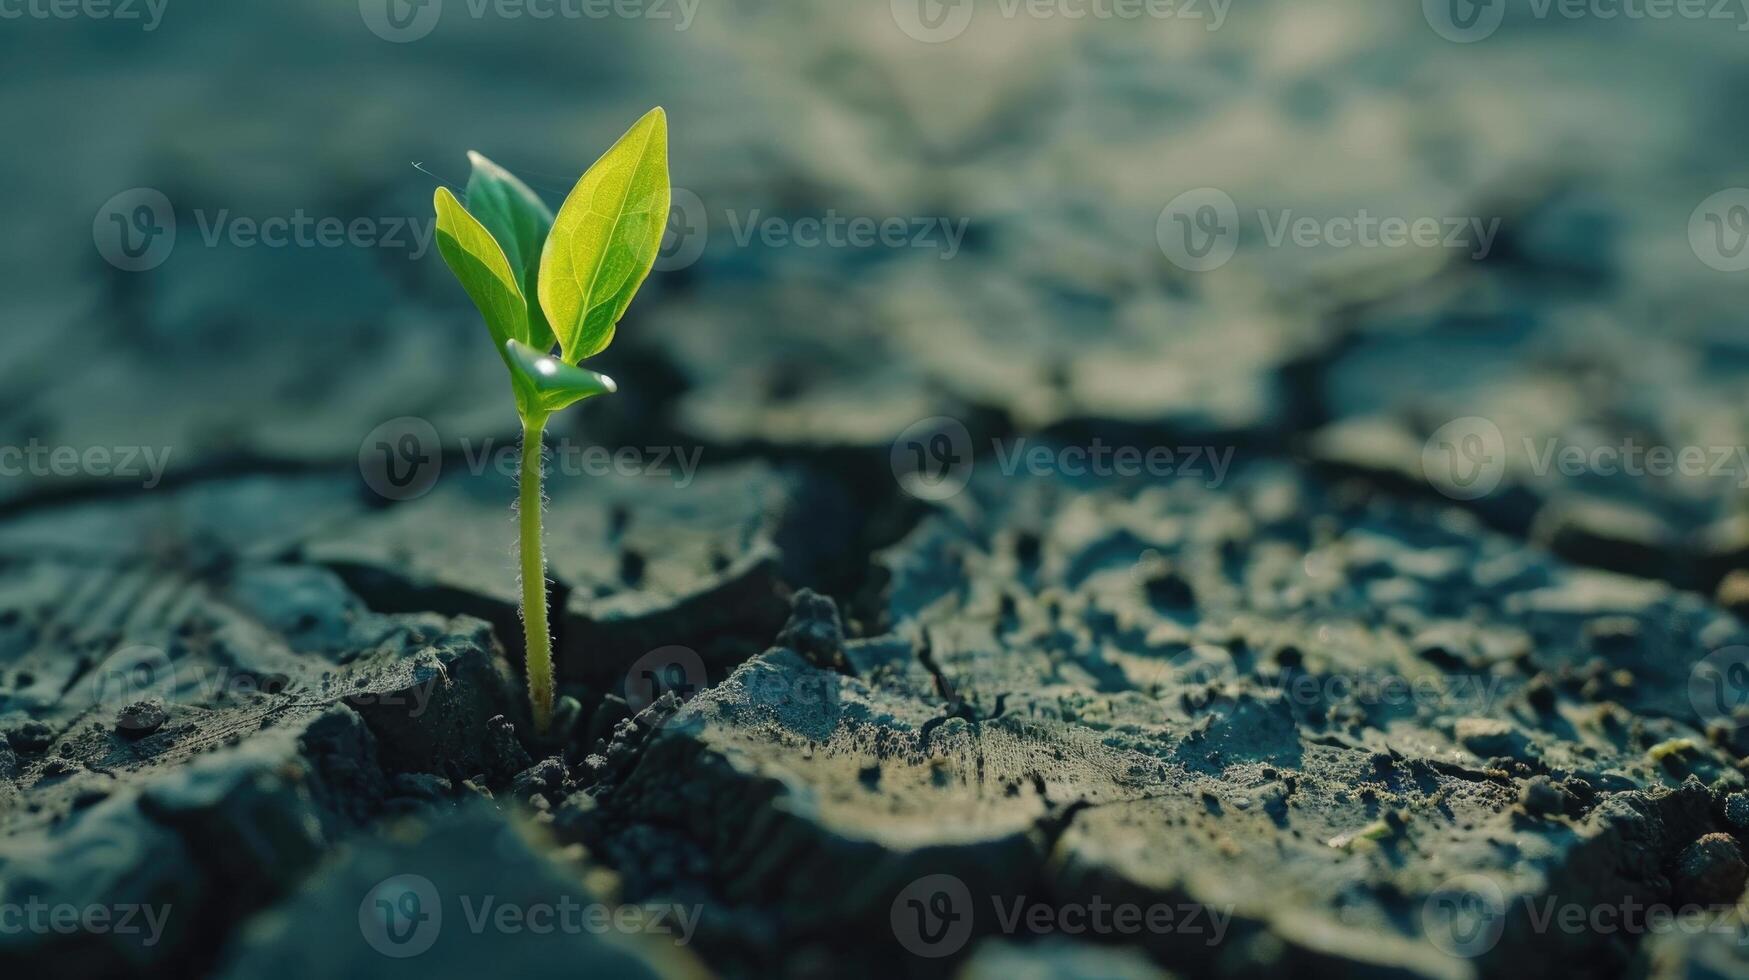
505;338;618;415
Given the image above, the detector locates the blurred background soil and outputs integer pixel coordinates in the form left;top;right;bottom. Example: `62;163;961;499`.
3;2;1749;978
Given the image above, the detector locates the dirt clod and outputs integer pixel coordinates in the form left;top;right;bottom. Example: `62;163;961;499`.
1673;833;1749;906
114;700;167;738
775;588;848;673
1725;793;1749;831
5;719;52;754
1519;776;1567;818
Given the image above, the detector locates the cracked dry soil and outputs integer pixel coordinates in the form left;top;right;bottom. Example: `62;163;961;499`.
7;4;1749;978
4;444;1749;979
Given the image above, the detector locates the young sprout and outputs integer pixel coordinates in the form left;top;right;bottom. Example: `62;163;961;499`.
432;108;671;733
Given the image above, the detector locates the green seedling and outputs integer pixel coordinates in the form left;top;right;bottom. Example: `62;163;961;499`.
432;108;671;733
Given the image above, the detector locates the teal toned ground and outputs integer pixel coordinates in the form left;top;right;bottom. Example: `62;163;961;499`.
4;3;1749;978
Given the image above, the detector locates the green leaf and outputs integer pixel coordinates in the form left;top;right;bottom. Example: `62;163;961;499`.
505;339;618;414
539;107;670;364
466;152;557;354
433;186;534;413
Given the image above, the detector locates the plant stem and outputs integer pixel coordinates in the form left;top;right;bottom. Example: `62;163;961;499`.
518;411;554;734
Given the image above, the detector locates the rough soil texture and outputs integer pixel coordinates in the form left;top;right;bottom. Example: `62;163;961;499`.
5;2;1749;979
5;458;1749;977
